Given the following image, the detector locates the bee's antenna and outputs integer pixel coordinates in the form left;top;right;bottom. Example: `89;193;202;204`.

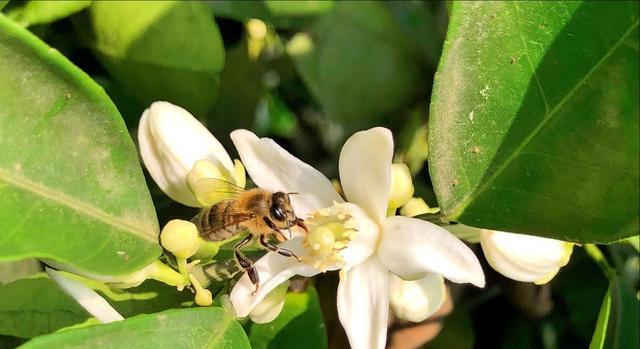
286;192;299;201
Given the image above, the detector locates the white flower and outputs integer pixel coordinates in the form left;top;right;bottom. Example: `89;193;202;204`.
480;229;573;284
228;127;484;349
138;101;245;207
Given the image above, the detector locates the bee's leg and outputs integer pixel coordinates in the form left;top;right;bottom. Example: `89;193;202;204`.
259;235;302;262
235;235;260;295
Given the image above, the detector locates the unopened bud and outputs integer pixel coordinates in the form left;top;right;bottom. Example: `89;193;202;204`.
388;163;414;213
249;281;289;324
189;274;213;306
160;220;199;259
389;273;445;323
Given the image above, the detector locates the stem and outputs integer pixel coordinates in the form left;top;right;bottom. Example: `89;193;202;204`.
146;260;188;289
584;244;615;276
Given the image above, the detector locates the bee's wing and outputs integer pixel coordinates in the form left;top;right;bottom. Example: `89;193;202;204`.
192;178;246;206
205;210;256;237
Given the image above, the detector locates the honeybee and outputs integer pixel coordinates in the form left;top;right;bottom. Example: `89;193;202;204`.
192;178;307;294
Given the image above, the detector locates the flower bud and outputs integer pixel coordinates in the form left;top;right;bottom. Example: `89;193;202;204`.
388;163;414;213
249;281;289;324
389;273;445;323
160;219;199;259
138;101;243;207
399;197;440;217
480;230;574;284
187;159;246;207
189;274;213;306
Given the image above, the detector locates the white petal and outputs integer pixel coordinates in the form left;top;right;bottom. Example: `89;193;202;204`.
378;216;485;287
138;102;235;207
229;238;318;317
231;129;343;217
389;273;445;323
480;230;573;283
339;127;393;225
337;256;390;349
46;268;124;323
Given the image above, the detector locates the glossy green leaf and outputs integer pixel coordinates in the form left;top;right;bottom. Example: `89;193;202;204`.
78;1;224;117
0;259;40;284
19;307;250;349
0;274;193;338
0;14;160;274
249;287;327;349
288;1;423;133
6;1;91;27
589;276;639;349
0;276;88;338
429;1;639;242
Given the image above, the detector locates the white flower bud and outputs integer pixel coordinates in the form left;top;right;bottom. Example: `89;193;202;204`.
389;273;446;323
388;163;414;212
138;101;243;207
160;219;199;259
249;280;289;324
480;230;574;284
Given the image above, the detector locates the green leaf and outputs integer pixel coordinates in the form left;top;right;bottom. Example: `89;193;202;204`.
78;1;225;117
0;274;193;338
428;1;639;242
287;1;423;133
6;1;91;27
0;14;161;274
0;275;89;338
0;1;8;11
210;0;334;28
249;286;327;349
589;276;639;349
0;259;41;284
19;307;251;349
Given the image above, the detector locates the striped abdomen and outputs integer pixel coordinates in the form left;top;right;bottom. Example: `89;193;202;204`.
196;200;249;242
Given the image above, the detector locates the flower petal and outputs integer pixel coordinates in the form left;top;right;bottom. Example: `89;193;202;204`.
480;230;573;284
231;129;343;217
379;216;485;287
339;127;393;225
138;101;235;207
46;268;124;323
389;273;445;322
337;256;390;349
229;237;319;317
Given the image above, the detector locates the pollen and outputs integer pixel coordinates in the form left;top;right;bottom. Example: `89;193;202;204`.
302;202;358;271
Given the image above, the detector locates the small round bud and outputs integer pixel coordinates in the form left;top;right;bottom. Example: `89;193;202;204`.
189;274;213;307
160;219;199;259
388;163;414;211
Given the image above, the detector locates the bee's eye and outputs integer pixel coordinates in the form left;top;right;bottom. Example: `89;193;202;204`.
270;206;286;221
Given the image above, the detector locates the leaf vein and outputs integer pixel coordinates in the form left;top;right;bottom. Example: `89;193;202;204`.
0;168;156;243
452;15;640;218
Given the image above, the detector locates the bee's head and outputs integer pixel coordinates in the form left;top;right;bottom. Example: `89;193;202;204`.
270;192;292;222
270;192;307;234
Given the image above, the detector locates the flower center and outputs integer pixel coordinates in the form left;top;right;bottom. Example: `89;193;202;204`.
302;203;358;271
